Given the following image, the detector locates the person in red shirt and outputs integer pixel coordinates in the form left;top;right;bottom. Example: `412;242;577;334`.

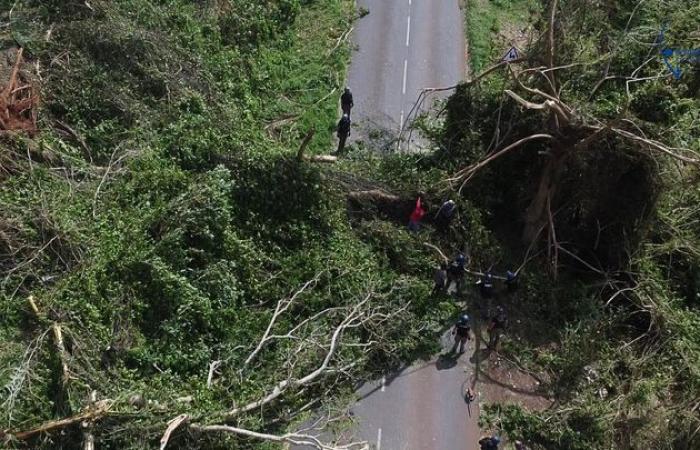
408;196;426;231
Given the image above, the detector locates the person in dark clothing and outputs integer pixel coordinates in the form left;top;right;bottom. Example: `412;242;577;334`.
479;435;501;450
435;199;456;233
337;113;351;153
451;313;471;353
341;87;354;116
432;263;448;294
487;305;508;349
477;271;495;299
505;270;518;293
447;253;467;293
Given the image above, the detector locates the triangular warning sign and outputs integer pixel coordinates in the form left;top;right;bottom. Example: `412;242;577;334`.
502;46;519;62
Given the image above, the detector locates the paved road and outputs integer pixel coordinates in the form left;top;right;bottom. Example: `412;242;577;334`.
345;1;473;448
294;2;472;448
346;0;466;152
350;329;481;450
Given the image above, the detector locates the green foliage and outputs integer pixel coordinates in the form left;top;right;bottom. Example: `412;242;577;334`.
466;0;539;73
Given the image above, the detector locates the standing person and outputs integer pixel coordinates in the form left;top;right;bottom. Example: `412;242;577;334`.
407;196;426;232
505;270;518;293
487;305;508;350
477;271;495;299
432;263;448;294
479;435;501;450
435;199;457;233
447;253;467;293
451;313;471;353
336;113;351;153
341;87;354;116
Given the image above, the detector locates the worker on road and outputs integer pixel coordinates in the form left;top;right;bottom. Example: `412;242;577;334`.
434;199;457;233
341;87;354;116
451;313;472;353
505;270;518;293
432;263;448;294
407;195;426;232
447;253;467;294
487;305;508;350
337;113;351;153
477;271;495;299
479;435;501;450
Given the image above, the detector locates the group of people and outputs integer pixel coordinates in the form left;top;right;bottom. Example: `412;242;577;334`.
408;195;457;233
336;87;354;152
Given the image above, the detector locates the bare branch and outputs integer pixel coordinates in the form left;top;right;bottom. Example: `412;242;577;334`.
227;292;373;418
546;0;559;93
190;423;368;450
244;273;323;367
2;399;112;441
448;133;554;189
160;414;189;450
611;128;699;164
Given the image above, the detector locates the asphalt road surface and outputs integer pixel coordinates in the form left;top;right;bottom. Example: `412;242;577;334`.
346;0;466;152
350;329;481;450
294;1;474;448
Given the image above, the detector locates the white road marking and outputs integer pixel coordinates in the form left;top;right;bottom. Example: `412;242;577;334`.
402;59;408;94
377;428;383;450
406;16;411;47
399;110;404;130
409;0;411;5
381;376;386;392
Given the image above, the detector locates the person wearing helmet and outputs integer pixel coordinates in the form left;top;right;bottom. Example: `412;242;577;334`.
477;271;495;299
337;113;351;153
487;305;508;349
451;313;471;353
505;270;518;293
341;87;354;116
447;253;467;293
435;199;457;233
478;435;501;450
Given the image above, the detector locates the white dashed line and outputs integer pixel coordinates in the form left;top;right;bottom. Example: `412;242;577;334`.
377;428;383;450
406;16;411;47
402;59;408;94
381;376;387;392
399;110;404;130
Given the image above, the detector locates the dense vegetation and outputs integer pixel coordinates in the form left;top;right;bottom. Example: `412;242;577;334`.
1;0;699;449
449;0;700;449
0;1;459;448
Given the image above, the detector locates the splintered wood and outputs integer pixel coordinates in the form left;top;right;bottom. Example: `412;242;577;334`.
0;48;38;134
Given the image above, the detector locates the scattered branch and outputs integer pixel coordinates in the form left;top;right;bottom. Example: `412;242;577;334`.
190;423;368;450
244;273;323;367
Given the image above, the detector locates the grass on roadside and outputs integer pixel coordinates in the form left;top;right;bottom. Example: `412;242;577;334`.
466;0;539;73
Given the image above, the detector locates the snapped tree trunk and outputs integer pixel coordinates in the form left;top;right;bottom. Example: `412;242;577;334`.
522;145;567;243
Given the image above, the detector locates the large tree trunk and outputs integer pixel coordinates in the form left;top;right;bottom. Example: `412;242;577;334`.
522;146;567;243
